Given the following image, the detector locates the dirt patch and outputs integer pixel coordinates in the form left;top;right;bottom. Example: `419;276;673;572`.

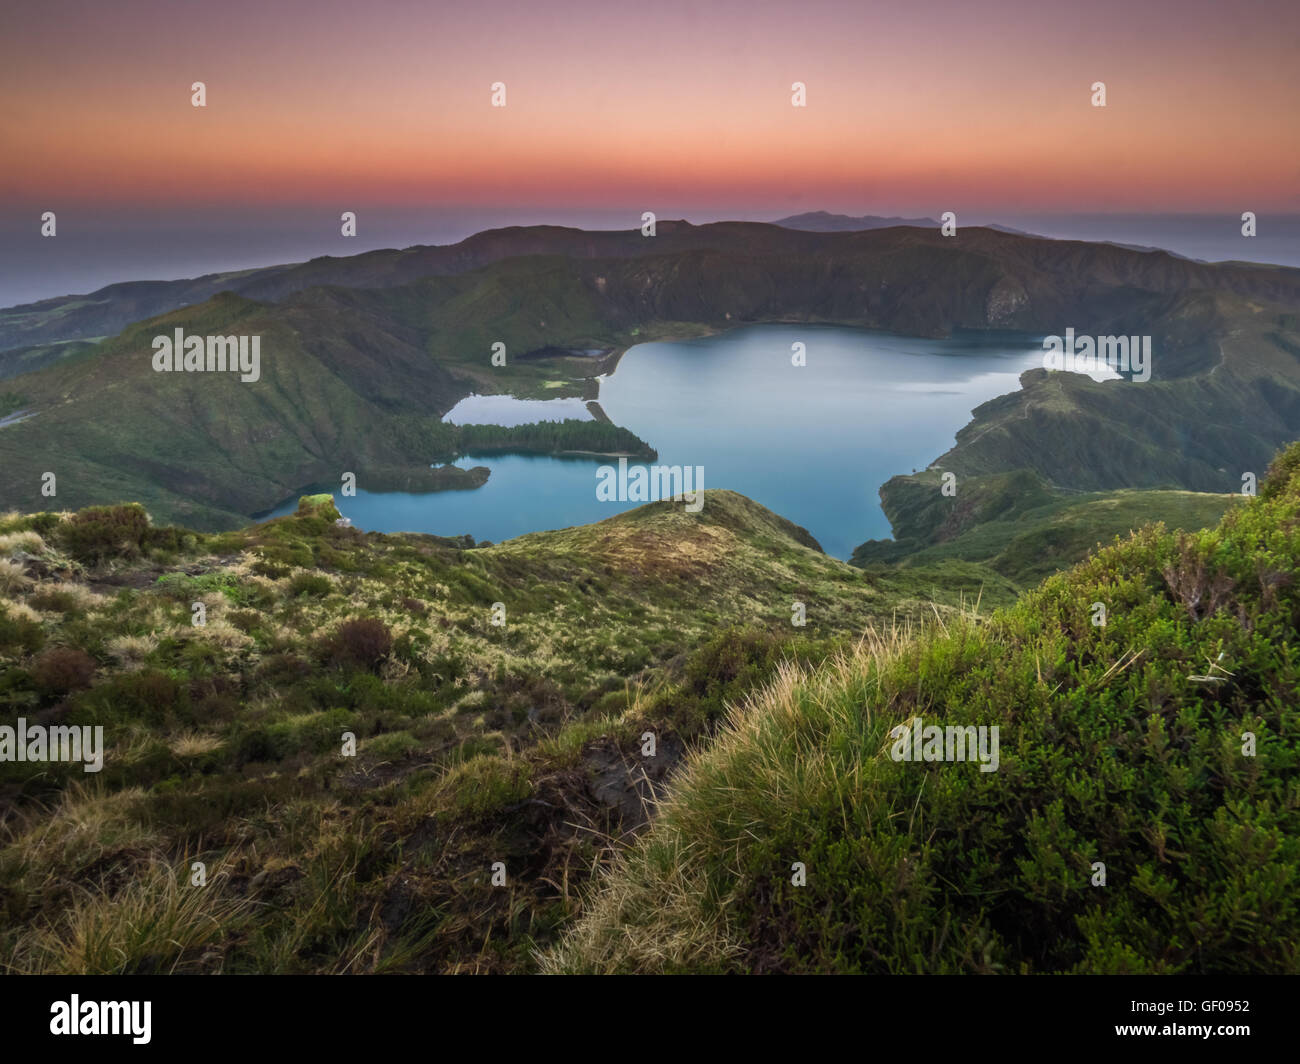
580;732;686;831
378;725;690;972
81;554;245;596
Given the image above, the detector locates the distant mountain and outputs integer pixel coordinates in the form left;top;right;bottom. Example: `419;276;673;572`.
983;223;1042;238
774;210;938;231
773;213;1052;242
1098;240;1197;261
3;220;1296;356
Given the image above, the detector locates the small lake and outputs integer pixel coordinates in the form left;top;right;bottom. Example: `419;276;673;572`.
264;324;1075;559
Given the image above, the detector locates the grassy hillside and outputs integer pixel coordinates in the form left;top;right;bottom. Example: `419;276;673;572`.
0;338;102;381
0;489;1006;974
847;289;1300;571
544;443;1300;974
4;443;1295;975
0;284;655;528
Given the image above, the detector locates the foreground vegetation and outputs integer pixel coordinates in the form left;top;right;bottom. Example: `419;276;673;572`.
545;445;1300;973
3;441;1297;974
0;489;995;973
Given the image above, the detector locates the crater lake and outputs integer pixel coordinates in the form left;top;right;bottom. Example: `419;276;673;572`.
263;324;1077;559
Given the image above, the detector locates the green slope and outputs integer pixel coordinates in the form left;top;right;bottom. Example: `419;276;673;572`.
4;440;1294;974
853;470;1237;586
0;285;650;527
545;442;1300;974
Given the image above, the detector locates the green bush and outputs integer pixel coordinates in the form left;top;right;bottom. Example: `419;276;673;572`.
85;669;186;726
288;572;333;598
0;605;45;654
650;627;839;734
58;504;150;564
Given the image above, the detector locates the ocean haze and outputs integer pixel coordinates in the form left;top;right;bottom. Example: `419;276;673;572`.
989;212;1300;268
0;206;666;308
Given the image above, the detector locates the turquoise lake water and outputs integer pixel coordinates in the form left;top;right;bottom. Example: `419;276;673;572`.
263;324;1056;559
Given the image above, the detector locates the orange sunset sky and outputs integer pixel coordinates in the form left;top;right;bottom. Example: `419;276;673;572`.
3;0;1298;212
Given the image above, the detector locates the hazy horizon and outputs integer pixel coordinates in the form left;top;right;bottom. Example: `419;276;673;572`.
3;207;1299;309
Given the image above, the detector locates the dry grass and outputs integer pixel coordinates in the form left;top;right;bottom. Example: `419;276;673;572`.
540;623;919;973
0;530;46;556
0;558;33;595
6;856;251;974
106;633;158;667
0;785;253;974
168;731;224;758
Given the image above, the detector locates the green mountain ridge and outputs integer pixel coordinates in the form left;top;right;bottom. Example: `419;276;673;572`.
853;288;1300;568
6;222;1300;355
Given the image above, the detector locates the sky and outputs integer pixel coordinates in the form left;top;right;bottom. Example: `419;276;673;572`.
4;0;1299;215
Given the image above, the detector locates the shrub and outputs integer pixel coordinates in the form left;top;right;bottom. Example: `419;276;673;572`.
28;513;62;537
295;494;342;520
257;541;314;568
0;604;44;654
143;526;184;552
58;504;150;564
1261;442;1300;500
31;646;97;695
251;559;289;579
91;669;185;725
255;653;312;686
652;627;836;734
288;572;333;598
0;558;32;595
321;618;392;671
27;586;84;614
225;610;262;633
